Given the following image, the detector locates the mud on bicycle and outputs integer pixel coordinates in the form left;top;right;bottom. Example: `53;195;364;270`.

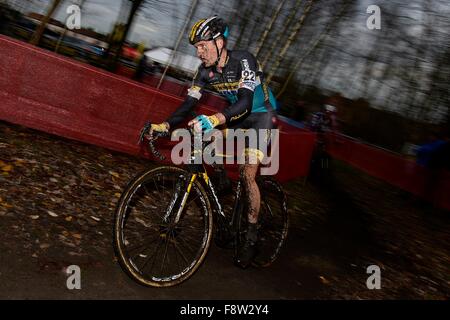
113;126;289;287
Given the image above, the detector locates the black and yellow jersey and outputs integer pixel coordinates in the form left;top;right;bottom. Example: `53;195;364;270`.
166;50;278;128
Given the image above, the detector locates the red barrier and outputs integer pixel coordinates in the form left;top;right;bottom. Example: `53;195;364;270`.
0;35;315;182
326;133;450;210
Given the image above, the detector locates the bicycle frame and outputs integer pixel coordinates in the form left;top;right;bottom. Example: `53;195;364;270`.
174;158;245;233
147;129;245;232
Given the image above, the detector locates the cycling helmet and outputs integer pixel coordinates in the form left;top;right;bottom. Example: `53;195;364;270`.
189;16;229;45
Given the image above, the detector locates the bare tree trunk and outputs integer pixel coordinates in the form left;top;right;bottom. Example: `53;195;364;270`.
261;0;303;69
254;0;286;57
157;0;199;88
233;4;252;49
266;0;314;84
407;0;433;120
276;1;351;98
29;0;62;45
246;0;270;50
107;0;144;71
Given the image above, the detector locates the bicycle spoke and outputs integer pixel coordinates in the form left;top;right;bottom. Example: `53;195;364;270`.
122;232;149;242
171;238;191;265
177;221;205;234
134;200;164;221
125;233;160;255
186;194;200;208
141;236;164;276
170;231;182;273
174;234;197;256
160;231;171;275
151;176;161;195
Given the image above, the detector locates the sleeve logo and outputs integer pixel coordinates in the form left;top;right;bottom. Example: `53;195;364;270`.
187;86;202;100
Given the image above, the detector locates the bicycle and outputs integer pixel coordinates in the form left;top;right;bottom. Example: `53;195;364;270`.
113;126;289;287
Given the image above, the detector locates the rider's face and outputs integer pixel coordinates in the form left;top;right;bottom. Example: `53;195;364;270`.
194;40;218;67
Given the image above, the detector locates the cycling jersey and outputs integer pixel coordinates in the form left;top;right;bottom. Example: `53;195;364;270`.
166;50;278;128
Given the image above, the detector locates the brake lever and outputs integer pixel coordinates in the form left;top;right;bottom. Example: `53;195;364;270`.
138;121;152;144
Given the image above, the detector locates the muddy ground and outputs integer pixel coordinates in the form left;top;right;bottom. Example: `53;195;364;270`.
0;120;448;299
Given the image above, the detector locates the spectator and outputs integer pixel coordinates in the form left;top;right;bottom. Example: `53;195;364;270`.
307;102;339;184
308;103;339;134
416;126;450;206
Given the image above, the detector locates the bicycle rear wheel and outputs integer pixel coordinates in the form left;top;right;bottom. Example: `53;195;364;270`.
237;176;289;267
113;166;213;287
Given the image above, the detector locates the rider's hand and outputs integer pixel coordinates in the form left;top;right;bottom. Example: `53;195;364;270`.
139;121;169;142
189;114;220;133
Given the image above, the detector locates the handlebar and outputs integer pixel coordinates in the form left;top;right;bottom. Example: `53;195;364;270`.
148;130;170;161
139;122;197;162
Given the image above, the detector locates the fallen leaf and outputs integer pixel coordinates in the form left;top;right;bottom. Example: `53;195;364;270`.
47;210;58;217
114;192;121;198
65;216;73;222
72;233;82;239
30;215;40;220
1;202;13;208
319;276;330;285
109;171;120;178
2;164;13;172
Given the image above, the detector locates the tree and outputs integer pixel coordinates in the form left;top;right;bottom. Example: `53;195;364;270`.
105;0;144;71
276;0;352;98
29;0;62;45
266;0;315;84
254;0;287;57
261;0;303;69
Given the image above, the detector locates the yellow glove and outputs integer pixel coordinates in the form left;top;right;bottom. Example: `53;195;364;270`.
151;122;169;132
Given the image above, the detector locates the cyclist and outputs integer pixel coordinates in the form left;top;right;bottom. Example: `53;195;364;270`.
142;16;278;269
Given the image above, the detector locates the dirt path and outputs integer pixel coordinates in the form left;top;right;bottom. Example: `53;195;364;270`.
0;121;448;299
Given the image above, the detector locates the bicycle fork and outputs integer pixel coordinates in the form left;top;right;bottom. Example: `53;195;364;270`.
163;173;198;224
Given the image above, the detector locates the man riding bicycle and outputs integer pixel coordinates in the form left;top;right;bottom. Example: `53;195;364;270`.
143;16;278;269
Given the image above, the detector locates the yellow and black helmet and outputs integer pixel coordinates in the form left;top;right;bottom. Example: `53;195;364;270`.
189;16;229;45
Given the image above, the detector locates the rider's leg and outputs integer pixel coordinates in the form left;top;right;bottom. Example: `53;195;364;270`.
241;163;260;225
235;156;261;268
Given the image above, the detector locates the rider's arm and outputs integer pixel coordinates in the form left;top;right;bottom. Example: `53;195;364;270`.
219;52;258;124
221;88;253;123
166;68;206;128
166;96;198;128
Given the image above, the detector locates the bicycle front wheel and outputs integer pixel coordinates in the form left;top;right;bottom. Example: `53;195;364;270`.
113;166;213;287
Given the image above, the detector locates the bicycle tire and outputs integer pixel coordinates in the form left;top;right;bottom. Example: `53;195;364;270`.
236;176;289;268
113;166;213;287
